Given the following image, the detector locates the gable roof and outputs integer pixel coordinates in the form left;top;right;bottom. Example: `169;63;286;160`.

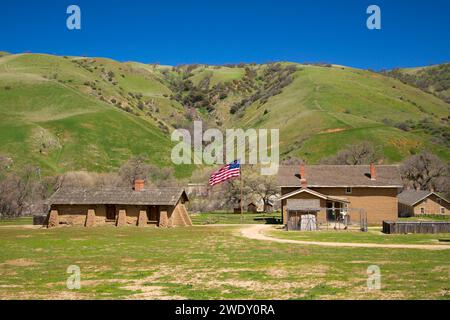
287;199;321;211
278;165;402;188
398;190;449;207
279;188;350;203
46;187;188;206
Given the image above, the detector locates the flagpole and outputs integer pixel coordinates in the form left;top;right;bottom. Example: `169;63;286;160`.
240;164;244;222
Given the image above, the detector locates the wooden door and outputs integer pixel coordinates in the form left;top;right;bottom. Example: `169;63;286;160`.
106;205;116;221
147;206;159;223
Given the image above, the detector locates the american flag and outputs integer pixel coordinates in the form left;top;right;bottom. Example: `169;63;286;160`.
209;160;241;187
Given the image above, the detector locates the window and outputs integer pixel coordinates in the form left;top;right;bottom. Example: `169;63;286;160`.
345;187;352;194
441;208;446;215
420;207;425;214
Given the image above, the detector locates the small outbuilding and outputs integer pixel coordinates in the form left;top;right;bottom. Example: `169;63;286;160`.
398;190;449;217
247;202;258;213
45;180;192;228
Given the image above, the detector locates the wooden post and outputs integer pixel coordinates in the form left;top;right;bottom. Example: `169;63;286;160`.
240;164;244;223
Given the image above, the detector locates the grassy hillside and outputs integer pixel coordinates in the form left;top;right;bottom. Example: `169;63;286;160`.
236;65;449;162
383;63;450;103
0;53;449;177
0;54;191;177
166;63;449;163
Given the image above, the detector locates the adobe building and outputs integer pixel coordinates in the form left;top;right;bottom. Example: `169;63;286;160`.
278;164;403;229
398;190;449;216
45;180;192;228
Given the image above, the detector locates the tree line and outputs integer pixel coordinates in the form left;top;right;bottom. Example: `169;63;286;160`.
0;143;449;218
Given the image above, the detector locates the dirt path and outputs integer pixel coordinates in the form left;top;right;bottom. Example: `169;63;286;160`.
240;225;450;251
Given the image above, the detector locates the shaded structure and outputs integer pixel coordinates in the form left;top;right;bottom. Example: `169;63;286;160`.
398;190;449;216
285;199;320;231
45;180;192;228
278;164;403;227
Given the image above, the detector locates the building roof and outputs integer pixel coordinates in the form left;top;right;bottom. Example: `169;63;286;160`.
287;199;321;212
279;188;350;203
398;190;449;207
46;187;188;206
278;165;402;188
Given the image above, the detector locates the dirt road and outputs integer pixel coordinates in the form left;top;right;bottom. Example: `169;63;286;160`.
240;224;450;251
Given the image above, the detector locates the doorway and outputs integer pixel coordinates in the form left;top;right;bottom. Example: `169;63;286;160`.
326;201;343;221
147;206;159;224
106;205;116;221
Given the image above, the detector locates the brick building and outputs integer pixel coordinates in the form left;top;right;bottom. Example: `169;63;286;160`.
278;164;403;228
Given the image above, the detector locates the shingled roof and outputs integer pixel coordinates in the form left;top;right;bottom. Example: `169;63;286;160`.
398;190;449;206
278;165;402;188
46;187;188;206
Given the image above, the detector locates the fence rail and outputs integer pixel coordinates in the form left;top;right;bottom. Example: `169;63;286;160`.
383;221;450;234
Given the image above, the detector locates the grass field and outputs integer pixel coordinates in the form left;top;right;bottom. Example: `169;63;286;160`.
0;223;449;300
190;212;281;225
267;228;450;245
0;217;33;225
399;215;450;222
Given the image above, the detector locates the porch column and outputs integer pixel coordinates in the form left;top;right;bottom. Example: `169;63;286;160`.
137;210;148;227
159;210;168;228
116;209;127;227
48;210;59;228
85;209;96;228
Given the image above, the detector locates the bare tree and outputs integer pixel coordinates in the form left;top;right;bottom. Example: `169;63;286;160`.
244;168;279;212
320;142;382;165
118;155;152;186
281;156;305;166
0;166;43;217
59;171;98;189
222;179;243;210
401;151;449;192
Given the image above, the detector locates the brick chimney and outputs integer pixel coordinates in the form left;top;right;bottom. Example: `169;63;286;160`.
300;164;305;180
370;163;376;181
301;179;308;189
300;164;307;188
134;179;145;192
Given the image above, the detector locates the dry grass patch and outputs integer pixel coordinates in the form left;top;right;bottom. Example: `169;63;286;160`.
2;259;40;267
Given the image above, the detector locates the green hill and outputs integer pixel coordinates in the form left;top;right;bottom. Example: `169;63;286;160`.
0;54;191;177
164;62;449;163
383;63;450;103
0;53;449;177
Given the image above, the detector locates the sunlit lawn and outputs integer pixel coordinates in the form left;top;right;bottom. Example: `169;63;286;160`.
0;217;33;226
190;212;281;225
0;223;449;300
268;228;450;245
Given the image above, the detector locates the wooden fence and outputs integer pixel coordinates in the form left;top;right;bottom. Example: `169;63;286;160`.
383;221;450;234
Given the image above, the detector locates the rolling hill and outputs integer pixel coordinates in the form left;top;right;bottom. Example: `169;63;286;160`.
384;63;450;103
383;63;450;103
0;53;448;177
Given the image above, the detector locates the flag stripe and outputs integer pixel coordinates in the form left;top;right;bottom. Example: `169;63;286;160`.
209;161;241;186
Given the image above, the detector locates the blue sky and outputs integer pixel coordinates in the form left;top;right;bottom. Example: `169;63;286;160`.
1;0;449;69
